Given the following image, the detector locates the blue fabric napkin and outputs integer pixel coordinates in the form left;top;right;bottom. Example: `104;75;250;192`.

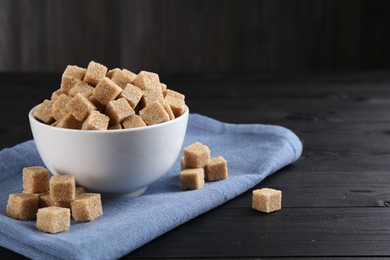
0;114;302;260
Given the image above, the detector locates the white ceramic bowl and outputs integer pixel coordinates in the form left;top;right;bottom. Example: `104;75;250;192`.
29;105;189;197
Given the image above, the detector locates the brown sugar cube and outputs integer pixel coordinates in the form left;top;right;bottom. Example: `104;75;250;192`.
39;188;79;208
166;89;185;101
83;60;108;86
165;94;186;117
140;88;164;108
68;81;94;98
60;76;82;94
76;186;85;195
52;200;72;209
51;89;64;101
161;101;175;120
183;142;211;168
34;99;55;124
108;123;122;130
56;113;83;129
71;193;103;222
90;77;122;106
52;94;71;121
89;95;106;113
110;69;135;89
23;166;49;194
139;102;170;126
122;69;137;82
161;83;167;93
36;206;70;234
107;68;121;78
62;65;86;79
81;111;110;130
180;156;186;170
38;193;52;208
122;114;146;129
105;97;135;124
39;194;72;209
132;71;161;91
205;156;228;181
50;175;76;201
180;168;205;190
25;191;48;197
6;193;39;220
66;93;96;121
119;83;143;109
252;188;282;213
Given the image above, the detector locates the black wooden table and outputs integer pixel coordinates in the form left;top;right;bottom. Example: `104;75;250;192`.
1;72;390;258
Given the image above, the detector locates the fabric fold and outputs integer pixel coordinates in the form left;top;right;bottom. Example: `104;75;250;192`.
0;114;302;260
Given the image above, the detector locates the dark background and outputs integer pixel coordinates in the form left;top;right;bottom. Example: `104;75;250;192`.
1;0;390;73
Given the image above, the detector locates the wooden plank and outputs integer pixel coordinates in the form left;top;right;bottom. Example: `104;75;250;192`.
226;170;390;208
2;72;390;259
44;0;122;70
2;1;390;72
128;207;390;258
0;0;19;70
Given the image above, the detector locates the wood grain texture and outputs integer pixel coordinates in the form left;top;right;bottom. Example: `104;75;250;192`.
1;72;390;258
2;0;390;72
129;208;390;258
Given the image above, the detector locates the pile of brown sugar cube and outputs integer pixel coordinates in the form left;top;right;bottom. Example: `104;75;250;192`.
33;61;186;130
179;142;228;190
6;166;103;233
179;142;282;213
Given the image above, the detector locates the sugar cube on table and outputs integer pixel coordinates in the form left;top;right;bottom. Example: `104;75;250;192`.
252;188;282;213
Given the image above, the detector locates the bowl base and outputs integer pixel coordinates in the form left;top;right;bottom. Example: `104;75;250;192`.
100;186;148;199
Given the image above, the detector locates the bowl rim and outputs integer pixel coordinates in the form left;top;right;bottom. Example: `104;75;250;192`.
29;104;189;134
